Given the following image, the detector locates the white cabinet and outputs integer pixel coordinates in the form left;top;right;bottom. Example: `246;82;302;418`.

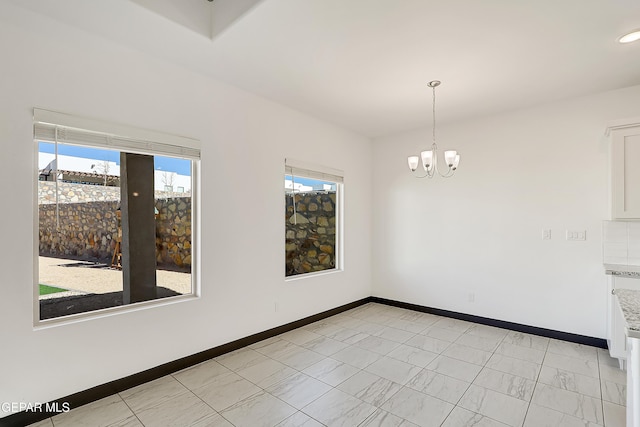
609;119;640;220
611;293;627;364
628;336;640;427
608;275;640;367
608;277;627;367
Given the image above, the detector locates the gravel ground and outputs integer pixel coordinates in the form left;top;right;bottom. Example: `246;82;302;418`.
39;287;183;320
38;256;192;296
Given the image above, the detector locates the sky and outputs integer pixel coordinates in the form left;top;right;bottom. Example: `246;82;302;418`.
285;174;334;188
38;143;191;175
38;143;335;188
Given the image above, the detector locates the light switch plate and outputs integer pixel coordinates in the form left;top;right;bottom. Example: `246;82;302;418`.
542;229;551;240
566;230;587;241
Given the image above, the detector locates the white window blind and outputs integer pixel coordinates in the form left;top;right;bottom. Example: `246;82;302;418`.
285;158;343;183
33;108;200;160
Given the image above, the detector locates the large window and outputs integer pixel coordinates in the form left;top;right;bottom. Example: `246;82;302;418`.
285;160;343;277
34;109;200;323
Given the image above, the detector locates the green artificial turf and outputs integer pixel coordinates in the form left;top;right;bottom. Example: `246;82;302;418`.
39;284;67;295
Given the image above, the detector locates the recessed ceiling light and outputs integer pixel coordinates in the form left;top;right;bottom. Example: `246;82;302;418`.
619;30;640;44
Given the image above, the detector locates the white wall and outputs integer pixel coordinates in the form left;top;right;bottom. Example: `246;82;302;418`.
372;84;640;339
0;2;372;414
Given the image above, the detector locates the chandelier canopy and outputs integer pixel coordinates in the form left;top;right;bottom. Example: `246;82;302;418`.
407;80;460;178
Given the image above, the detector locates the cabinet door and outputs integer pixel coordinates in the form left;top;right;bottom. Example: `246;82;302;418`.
612;126;640;219
609;277;640;360
611;295;628;360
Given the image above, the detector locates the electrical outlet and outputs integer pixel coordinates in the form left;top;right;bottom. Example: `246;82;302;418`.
542;229;551;240
566;230;587;241
468;293;475;302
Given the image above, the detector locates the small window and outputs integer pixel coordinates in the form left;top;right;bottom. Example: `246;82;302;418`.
285;160;342;278
34;109;200;323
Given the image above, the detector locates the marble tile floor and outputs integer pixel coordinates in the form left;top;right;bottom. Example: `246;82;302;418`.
29;303;627;427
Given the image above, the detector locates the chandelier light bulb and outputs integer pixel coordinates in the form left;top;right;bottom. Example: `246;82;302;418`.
408;156;419;171
444;150;457;167
420;150;433;170
452;154;460;170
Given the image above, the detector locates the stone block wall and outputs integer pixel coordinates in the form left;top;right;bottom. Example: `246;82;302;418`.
155;197;192;267
39;201;119;260
39;181;120;204
39;181;190;204
39;191;192;269
285;191;337;276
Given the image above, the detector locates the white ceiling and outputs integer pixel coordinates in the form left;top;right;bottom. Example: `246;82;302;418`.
12;0;640;137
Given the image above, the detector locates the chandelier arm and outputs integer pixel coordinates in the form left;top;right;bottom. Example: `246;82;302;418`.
437;167;455;178
435;161;454;177
413;172;434;179
432;153;455;178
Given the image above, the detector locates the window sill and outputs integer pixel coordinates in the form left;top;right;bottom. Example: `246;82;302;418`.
284;268;343;283
33;293;199;330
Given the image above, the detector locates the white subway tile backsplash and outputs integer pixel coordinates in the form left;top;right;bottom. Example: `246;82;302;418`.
629;222;640;238
628;223;640;266
604;221;628;265
604;243;628;258
629;247;640;265
605;256;630;265
604;221;628;241
603;221;640;266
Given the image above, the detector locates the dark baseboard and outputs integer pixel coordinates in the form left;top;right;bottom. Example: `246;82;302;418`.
371;296;608;349
2;295;608;426
0;297;372;427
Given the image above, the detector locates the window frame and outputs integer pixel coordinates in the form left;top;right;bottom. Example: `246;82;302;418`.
284;159;344;280
32;108;201;328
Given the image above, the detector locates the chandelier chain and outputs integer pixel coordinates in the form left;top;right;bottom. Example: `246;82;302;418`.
432;84;436;146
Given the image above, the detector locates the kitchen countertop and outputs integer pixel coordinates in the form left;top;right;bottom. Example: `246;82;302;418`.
615;289;640;339
605;264;640;278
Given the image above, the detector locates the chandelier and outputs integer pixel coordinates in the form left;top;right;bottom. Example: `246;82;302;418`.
407;80;460;178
